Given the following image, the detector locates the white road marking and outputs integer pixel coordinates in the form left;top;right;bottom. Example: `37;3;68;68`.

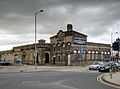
97;74;120;89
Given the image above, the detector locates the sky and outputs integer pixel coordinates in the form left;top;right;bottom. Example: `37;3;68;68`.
0;0;120;51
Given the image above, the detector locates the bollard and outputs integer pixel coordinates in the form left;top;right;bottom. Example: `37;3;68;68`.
109;68;112;79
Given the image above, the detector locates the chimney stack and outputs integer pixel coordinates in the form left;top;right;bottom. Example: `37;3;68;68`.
67;24;73;31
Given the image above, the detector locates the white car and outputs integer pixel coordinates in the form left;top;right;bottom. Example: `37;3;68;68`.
89;61;104;70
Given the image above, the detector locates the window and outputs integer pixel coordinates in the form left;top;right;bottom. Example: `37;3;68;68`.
101;51;104;54
78;50;80;54
62;43;66;50
67;42;71;50
73;49;77;54
104;52;107;54
88;51;91;54
96;51;98;54
107;52;110;55
57;44;60;51
67;42;71;46
84;51;86;54
92;51;95;54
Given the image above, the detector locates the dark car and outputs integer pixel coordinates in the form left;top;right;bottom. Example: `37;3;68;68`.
0;61;11;66
98;61;118;72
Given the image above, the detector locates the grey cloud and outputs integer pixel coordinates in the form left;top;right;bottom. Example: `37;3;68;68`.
0;38;30;46
0;0;120;47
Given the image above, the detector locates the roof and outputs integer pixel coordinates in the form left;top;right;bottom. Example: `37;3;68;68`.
50;30;87;39
87;42;111;47
65;30;87;37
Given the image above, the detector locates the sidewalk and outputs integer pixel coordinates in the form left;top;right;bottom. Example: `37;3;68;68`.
102;72;120;87
0;65;88;73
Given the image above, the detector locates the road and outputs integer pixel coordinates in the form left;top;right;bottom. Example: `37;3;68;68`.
0;70;117;89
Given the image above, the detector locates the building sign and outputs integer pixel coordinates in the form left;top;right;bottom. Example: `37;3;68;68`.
73;37;87;45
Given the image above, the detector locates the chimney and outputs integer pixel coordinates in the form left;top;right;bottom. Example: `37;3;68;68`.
38;39;46;45
67;24;73;31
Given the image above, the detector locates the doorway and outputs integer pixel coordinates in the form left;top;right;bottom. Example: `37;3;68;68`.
36;53;39;64
45;53;49;63
53;57;55;64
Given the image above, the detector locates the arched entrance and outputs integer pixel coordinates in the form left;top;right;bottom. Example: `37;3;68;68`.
53;57;56;64
45;53;49;63
36;53;39;64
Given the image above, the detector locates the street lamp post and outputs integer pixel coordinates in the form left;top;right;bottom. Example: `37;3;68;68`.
111;32;118;61
34;10;43;69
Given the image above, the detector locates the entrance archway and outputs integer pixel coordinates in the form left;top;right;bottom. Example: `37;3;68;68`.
45;53;49;63
36;53;39;64
53;57;55;64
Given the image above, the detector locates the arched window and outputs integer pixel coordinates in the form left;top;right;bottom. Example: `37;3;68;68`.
101;51;104;54
84;51;86;54
107;52;110;55
67;42;71;46
78;50;80;54
67;42;71;50
92;51;95;54
62;43;66;50
73;49;77;54
96;51;98;54
63;43;66;47
104;52;107;55
57;44;60;51
88;51;91;54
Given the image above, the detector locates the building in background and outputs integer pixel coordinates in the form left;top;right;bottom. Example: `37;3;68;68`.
0;24;111;65
0;40;51;65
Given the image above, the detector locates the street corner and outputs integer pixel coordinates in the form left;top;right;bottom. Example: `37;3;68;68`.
97;73;120;89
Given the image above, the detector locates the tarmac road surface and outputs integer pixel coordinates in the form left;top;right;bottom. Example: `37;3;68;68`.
0;71;118;89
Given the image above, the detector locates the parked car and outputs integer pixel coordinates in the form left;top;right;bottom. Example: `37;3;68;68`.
98;61;119;72
0;61;11;66
115;62;120;70
89;61;104;70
